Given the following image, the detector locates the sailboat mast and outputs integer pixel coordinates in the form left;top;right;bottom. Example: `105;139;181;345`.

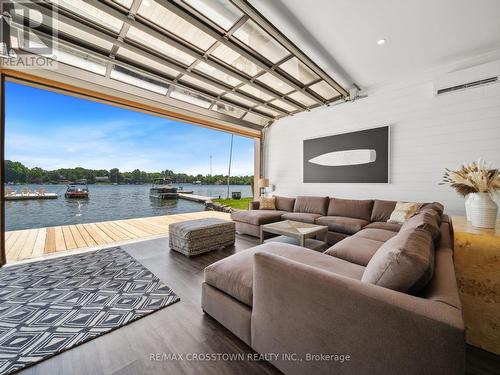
226;135;234;199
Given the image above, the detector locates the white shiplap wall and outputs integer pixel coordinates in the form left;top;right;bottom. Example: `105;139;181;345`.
264;71;500;215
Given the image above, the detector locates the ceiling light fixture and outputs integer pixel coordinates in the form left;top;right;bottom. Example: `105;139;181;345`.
377;39;386;45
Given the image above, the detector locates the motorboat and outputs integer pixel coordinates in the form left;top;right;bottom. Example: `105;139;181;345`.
149;178;178;199
65;183;89;198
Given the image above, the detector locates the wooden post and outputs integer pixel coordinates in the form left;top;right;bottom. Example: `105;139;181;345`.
253;137;261;199
0;73;5;266
226;134;233;199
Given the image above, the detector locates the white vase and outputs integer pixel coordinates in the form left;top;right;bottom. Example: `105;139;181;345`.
464;194;473;221
469;192;498;228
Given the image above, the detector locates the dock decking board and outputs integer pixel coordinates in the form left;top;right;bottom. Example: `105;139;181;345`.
32;229;47;258
44;227;56;253
95;222;124;242
54;226;66;252
5;211;231;263
69;226;87;249
5;231;23;258
62;226;77;250
108;222;135;240
75;224;97;247
18;229;39;260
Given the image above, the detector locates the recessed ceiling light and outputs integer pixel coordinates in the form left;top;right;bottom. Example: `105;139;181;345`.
377;39;386;45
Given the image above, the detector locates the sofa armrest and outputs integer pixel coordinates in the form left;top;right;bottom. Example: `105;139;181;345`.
252;252;465;375
250;201;260;210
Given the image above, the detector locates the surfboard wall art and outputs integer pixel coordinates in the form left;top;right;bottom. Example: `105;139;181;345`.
303;126;390;183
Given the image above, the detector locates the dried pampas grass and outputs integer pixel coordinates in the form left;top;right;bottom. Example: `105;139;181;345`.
441;159;500;197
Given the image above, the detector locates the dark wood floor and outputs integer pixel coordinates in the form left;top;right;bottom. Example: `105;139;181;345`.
20;234;280;375
18;234;499;375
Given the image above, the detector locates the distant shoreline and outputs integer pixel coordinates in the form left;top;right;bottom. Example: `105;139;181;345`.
5;160;254;186
4;182;252;186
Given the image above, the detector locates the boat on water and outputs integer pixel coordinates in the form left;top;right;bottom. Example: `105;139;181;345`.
149;178;178;199
65;183;89;198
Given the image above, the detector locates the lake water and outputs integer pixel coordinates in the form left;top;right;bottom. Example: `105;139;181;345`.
5;184;252;231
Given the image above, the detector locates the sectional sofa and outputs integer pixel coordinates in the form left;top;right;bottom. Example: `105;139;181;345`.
231;195;425;244
201;196;465;375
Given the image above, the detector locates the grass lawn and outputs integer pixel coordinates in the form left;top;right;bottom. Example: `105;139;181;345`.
212;197;253;210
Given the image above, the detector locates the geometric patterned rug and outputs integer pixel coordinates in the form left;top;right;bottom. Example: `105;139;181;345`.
0;247;180;375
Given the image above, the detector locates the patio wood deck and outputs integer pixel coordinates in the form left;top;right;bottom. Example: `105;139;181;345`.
5;211;230;263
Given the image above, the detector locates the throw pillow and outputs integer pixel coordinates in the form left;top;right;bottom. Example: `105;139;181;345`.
388;201;421;224
362;228;434;293
259;196;276;210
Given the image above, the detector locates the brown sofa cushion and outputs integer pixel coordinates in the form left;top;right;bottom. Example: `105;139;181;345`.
231;210;286;226
362;228;434;293
365;221;402;232
205;242;365;306
293;196;329;215
326;231;350;245
419;203;444;225
250;201;260;210
401;212;441;241
281;212;322;224
327;198;374;221
274;195;296;212
420;202;444;216
316;216;369;235
419;207;441;220
370;200;397;222
324;236;384;266
353;228;398;242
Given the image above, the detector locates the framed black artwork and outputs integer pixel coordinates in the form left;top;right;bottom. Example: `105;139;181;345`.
303;126;390;183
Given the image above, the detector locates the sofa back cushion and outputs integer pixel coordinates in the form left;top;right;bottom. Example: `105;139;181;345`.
293;196;329;215
274;195;296;212
327;198;374;221
370;200;397;222
418;202;444;225
401;212;441;242
419;202;444;216
362;228;434;293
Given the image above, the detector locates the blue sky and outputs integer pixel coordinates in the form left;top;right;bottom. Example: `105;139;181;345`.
5;81;254;176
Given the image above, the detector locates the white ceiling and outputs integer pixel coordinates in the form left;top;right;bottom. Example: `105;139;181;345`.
250;0;500;91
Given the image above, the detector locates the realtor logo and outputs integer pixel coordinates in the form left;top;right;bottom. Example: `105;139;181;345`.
0;0;58;69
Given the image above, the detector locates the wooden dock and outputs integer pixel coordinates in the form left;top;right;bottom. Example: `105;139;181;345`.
4;193;58;201
5;211;230;263
178;193;212;203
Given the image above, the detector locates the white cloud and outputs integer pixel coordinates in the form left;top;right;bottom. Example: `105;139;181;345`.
5;118;254;175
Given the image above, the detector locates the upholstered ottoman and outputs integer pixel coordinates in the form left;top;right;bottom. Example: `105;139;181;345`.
169;218;235;257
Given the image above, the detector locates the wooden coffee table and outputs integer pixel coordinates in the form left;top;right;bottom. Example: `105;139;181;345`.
260;220;328;248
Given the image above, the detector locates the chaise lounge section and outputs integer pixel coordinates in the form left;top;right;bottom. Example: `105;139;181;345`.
204;197;464;374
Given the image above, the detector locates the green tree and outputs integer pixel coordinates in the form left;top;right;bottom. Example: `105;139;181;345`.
29;167;45;183
4;160;29;183
131;169;141;183
3;160;254;186
109;168;121;183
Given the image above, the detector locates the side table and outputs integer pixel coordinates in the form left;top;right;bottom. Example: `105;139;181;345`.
452;215;500;355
